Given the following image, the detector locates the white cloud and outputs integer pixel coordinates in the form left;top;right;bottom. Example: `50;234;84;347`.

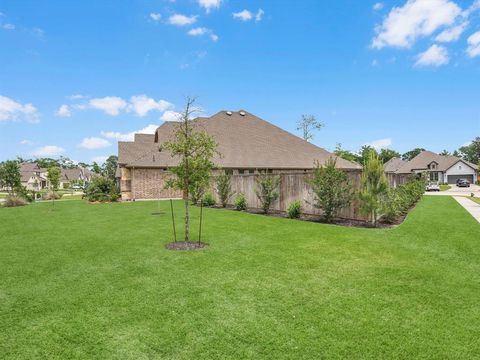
372;0;461;49
161;110;182;122
435;21;468;42
467;31;480;58
31;145;65;157
101;124;159;142
127;95;172;117
168;14;197;26
373;3;384;11
91;156;108;164
415;44;449;67
55;104;71;117
0;95;38;122
198;0;222;13
233;10;253;21
188;27;208;36
2;23;15;30
20;139;33;145
68;94;87;100
366;138;392;150
78;137;112;150
150;13;161;21
89;96;127;116
187;27;219;41
255;9;264;22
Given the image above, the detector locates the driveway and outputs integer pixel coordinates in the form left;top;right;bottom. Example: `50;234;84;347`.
425;183;480;197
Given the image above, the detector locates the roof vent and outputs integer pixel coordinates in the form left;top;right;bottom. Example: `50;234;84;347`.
239;111;246;116
226;111;233;116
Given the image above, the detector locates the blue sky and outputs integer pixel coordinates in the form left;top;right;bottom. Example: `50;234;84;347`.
1;0;479;163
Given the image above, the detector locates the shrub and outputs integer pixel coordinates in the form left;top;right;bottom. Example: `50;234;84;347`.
85;176;119;202
215;173;234;207
42;191;62;200
234;193;247;211
202;192;215;207
380;188;402;224
3;195;27;207
287;200;302;219
307;158;353;223
255;172;280;214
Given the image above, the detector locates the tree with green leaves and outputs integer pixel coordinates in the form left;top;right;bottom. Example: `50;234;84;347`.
0;160;21;195
103;155;118;181
334;143;360;163
91;162;102;174
402;148;426;161
47;166;61;208
307;158;353;222
296;114;323;142
358;145;377;165
379;148;401;163
359;152;389;227
34;158;60;169
255;172;280;214
458;137;480;164
215;172;234;207
439;150;450;156
163;97;218;243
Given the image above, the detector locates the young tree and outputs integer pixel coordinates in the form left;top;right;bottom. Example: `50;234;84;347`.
91;162;102;174
163;97;218;242
307;158;353;222
359;152;389;227
215;172;234;207
402;148;426;161
296;114;323;142
357;145;377;165
47;166;61;208
255;172;280;214
103;155;118;181
439;150;451;156
379;148;401;163
0;160;21;195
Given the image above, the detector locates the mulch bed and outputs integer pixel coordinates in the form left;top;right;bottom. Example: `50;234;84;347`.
205;205;406;229
165;241;209;250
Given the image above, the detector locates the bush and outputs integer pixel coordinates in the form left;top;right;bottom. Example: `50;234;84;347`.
3;195;27;207
215;173;234;207
202;192;215;207
255;173;280;214
85;176;119;202
380;178;426;223
287;200;302;219
234;193;247;211
42;191;62;200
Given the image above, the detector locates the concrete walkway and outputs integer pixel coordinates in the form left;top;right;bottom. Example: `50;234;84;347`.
453;196;480;223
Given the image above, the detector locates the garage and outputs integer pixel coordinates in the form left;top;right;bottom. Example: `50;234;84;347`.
447;174;474;184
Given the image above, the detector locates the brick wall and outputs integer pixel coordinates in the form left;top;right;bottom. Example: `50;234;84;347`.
131;168;182;199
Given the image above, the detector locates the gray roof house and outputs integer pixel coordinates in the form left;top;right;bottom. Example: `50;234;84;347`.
117;110;361;200
385;151;478;186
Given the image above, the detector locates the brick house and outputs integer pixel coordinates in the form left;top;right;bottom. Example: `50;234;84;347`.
117;110;361;201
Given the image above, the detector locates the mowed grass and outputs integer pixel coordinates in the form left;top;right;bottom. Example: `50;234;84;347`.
1;197;479;359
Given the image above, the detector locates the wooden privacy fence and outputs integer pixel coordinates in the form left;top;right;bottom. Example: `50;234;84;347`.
210;171;365;221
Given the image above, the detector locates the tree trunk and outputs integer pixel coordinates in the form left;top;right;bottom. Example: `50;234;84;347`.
184;197;189;242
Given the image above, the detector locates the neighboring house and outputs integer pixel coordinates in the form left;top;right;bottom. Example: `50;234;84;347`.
118;110;362;201
385;151;478;186
18;163;94;190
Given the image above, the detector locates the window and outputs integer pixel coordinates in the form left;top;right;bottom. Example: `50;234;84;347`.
459;165;462;170
248;169;254;174
225;169;233;175
238;169;245;174
430;172;438;181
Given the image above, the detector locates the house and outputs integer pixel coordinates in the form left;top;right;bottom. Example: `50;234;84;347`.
19;163;94;190
118;110;362;201
385;151;478;186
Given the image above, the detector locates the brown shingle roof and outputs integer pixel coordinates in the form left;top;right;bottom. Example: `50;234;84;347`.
395;151;477;174
384;157;406;173
119;110;361;170
134;134;155;142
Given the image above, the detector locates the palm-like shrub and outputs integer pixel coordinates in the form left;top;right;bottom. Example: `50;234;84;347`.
287;200;302;219
3;195;27;207
215;173;234;207
255;172;280;214
234;193;247;211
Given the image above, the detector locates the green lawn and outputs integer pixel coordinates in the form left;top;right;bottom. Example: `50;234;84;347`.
1;197;479;359
440;184;451;191
470;197;480;205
